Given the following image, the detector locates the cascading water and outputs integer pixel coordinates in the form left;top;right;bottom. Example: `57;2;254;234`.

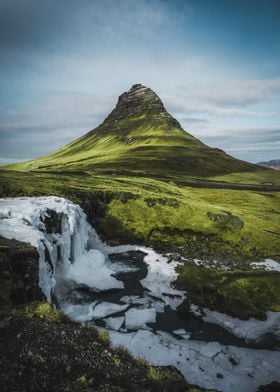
1;196;280;392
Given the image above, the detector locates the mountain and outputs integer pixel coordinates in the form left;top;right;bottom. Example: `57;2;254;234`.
7;84;259;178
257;159;280;170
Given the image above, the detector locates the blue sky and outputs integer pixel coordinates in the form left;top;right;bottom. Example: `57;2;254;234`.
0;0;279;163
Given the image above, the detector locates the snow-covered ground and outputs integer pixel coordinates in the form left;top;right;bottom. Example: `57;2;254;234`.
110;329;280;392
1;196;280;392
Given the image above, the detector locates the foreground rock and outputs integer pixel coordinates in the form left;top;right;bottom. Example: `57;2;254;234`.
0;312;196;392
0;236;43;314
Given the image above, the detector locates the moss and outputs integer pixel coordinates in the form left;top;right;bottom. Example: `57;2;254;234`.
17;301;67;322
147;367;187;390
0;170;279;261
98;330;110;346
176;264;280;319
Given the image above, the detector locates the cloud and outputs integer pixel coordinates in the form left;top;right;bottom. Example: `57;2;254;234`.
163;78;280;118
0;1;279;164
195;126;280;162
0;92;115;159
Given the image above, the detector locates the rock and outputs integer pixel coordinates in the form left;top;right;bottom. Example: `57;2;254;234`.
0;236;43;311
257;382;280;391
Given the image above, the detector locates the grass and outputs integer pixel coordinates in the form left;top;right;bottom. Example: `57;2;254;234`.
0;170;280;260
176;264;280;319
208;169;280;186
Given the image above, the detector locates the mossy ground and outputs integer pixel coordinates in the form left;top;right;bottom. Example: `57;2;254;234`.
176;264;280;320
1;170;279;260
0;169;280;320
0;302;202;392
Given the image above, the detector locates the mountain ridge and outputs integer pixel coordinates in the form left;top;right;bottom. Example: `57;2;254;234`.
257;159;280;170
5;84;259;178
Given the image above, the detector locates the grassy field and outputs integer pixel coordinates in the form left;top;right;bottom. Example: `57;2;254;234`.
176;264;280;319
1;170;280;261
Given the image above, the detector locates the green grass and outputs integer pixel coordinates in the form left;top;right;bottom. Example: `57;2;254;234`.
208;169;280;186
176;264;280;319
0;170;279;260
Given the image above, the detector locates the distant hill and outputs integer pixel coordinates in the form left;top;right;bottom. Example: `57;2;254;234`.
5;84;260;179
257;159;280;170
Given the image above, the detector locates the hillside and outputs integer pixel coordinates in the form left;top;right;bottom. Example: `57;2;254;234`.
6;84;260;179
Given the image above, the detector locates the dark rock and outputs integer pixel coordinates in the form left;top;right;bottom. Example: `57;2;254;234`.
100;84;182;130
176;298;191;317
257;382;280;391
0;236;43;312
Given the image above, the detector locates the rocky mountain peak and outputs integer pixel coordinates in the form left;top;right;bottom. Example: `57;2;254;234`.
101;83;181;129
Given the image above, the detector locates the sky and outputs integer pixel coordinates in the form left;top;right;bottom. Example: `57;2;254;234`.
0;0;280;164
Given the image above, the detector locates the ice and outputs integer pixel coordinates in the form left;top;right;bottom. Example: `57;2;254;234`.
62;302;128;322
63;302;97;322
92;302;128;319
120;295;141;304
109;329;280;392
252;258;280;272
139;248;185;310
0;196;123;301
203;308;280;342
125;308;156;330
120;294;165;312
173;329;187;335
66;249;124;291
105;316;125;331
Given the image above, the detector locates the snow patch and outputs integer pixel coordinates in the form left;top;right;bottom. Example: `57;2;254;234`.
252;258;280;272
109;329;280;392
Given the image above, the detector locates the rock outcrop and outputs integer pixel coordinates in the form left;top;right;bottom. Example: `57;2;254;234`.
0;236;43;313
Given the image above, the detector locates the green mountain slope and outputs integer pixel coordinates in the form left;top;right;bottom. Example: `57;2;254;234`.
7;84;259;178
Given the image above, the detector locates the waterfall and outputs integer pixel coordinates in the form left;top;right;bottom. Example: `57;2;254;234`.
0;196;118;302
